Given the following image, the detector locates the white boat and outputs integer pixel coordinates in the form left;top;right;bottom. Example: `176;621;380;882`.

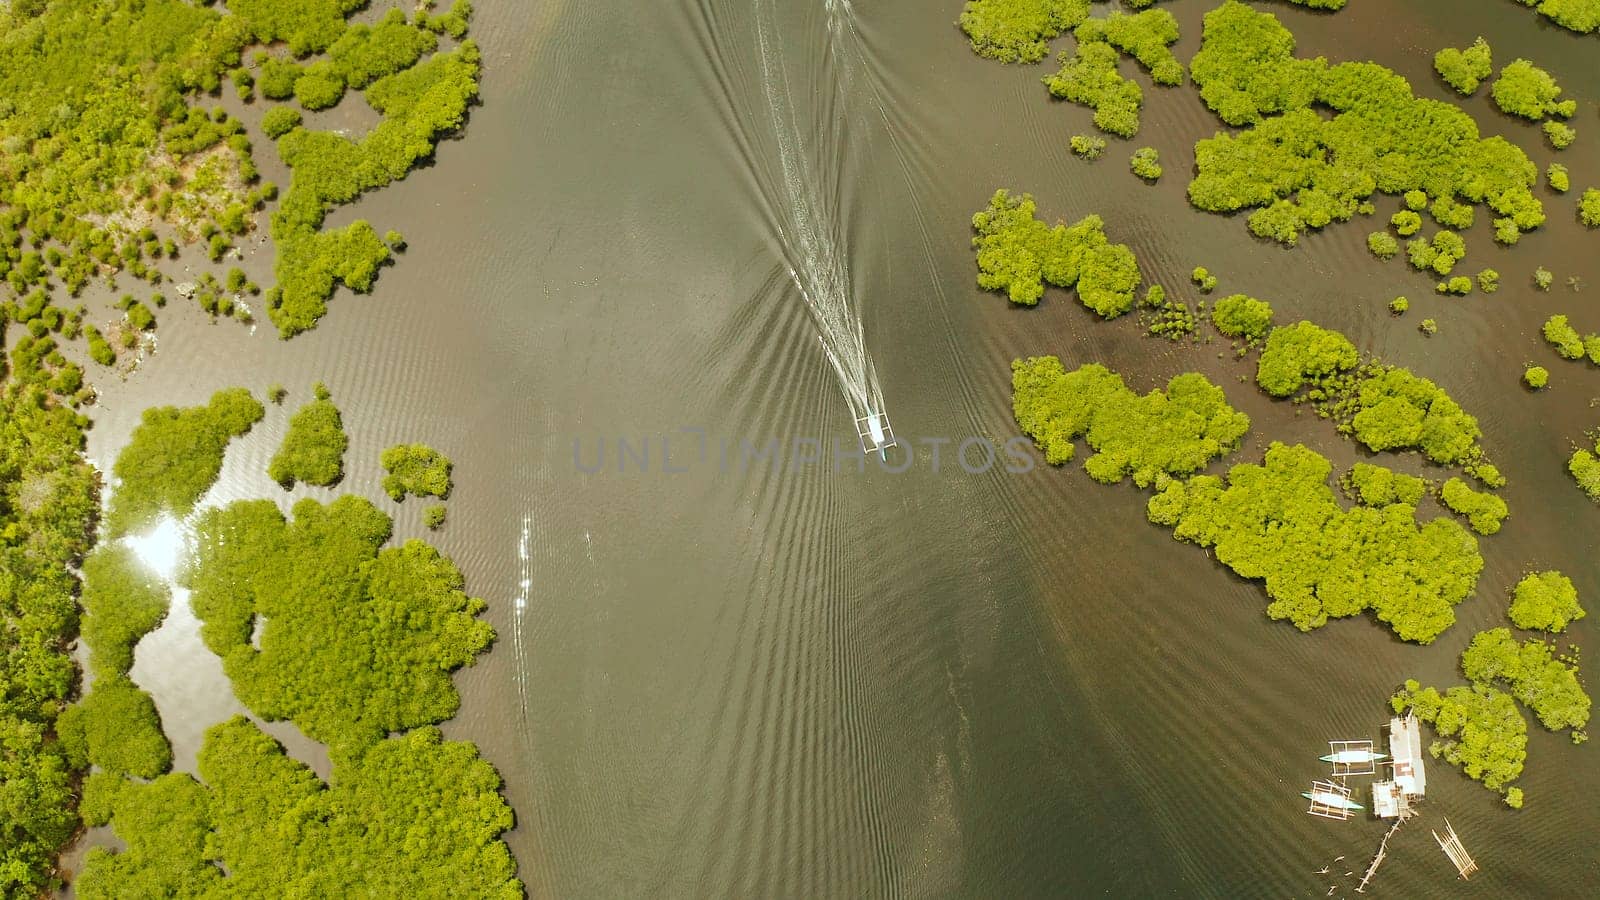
1320;749;1388;764
1302;790;1364;811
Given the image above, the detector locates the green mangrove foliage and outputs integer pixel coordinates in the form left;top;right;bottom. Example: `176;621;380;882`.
1069;134;1107;159
957;0;1091;64
1077;9;1184;86
970;189;1141;317
1254;321;1358;398
1341;462;1428;508
105;388;264;538
1541;314;1600;364
381;443;453;501
182;496;493;754
1188;2;1544;250
1346;367;1488;471
267;385;348;488
1504;0;1600;32
1392;680;1527;796
1524;366;1549;389
1547;164;1570;193
1434;38;1492;95
1210;294;1274;341
1011;357;1249;482
54;675;172;780
1461;629;1590;735
424;503;448;530
269;37;481;336
1044;40;1142;138
1440;477;1509;536
1406;230;1466;277
1148;442;1483;642
1582;189;1600;227
77;546;169;679
1510;571;1585;634
1130;147;1162;181
1571;427;1600;502
77;717;521;898
1490;59;1575;122
0;332;100;897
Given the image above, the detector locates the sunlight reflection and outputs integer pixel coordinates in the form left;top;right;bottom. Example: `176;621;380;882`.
123;516;188;581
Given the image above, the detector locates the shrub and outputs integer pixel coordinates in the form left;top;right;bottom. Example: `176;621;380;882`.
78;546;170;679
1434;38;1492;95
1342;461;1428;507
1191;266;1218;293
1069;133;1108;159
1509;571;1584;633
1535;267;1554;291
1150;442;1482;642
1582;189;1600;228
1130;147;1162;181
1367;231;1399;259
970;190;1142;316
1439;477;1508;535
1491;59;1568;121
1392;681;1526;794
1012;357;1249;480
1048;43;1143;137
1544;121;1576;150
107;389;265;537
958;0;1092;64
1524;366;1549;389
1391;210;1422;236
56;676;173;779
1542;315;1585;358
1210;294;1274;340
424;504;448;529
183;497;493;752
1461;629;1590;734
1478;269;1499;293
293;61;346;111
267;393;348;488
1389;296;1409;315
381;443;453;501
1255;321;1358;397
1547;164;1570;193
261;106;303;138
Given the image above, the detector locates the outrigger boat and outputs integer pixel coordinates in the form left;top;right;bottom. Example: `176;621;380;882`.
1302;789;1364;812
1320;748;1388;765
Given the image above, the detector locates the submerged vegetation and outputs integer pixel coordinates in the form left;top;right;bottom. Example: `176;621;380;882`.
1187;2;1544;253
1011;357;1249;480
105;388;264;538
267;383;348;488
971;189;1141;316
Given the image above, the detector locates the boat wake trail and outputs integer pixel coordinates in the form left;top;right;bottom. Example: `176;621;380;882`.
754;0;887;439
511;513;533;750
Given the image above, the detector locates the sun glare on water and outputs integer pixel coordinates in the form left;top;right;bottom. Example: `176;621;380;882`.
124;517;187;581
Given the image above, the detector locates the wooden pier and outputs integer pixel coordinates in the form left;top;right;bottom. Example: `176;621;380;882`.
1353;818;1405;893
1433;819;1479;879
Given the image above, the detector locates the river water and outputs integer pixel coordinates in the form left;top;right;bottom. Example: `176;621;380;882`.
71;0;1600;896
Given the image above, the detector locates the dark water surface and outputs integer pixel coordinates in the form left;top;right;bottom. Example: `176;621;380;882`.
73;0;1600;896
